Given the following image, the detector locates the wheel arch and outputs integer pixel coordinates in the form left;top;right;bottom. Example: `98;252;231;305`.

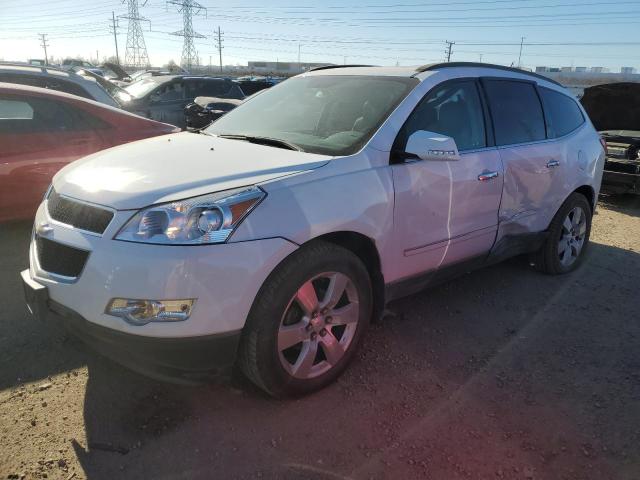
572;185;596;211
305;231;386;323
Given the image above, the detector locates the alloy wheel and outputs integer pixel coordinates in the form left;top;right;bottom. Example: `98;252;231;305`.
277;272;360;379
558;206;587;267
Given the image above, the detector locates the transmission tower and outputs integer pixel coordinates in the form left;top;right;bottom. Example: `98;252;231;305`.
168;0;206;71
120;0;150;68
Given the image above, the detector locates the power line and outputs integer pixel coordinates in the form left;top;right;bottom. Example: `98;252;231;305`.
38;33;50;64
120;0;150;68
445;40;454;62
109;11;121;64
168;0;207;70
214;25;223;72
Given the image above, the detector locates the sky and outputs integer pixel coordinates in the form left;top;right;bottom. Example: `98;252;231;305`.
1;0;640;71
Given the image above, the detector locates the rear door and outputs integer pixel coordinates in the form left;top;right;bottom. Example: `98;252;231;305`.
0;94;105;220
389;79;504;281
482;79;560;233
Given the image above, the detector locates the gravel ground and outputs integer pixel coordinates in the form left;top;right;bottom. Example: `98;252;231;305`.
1;195;639;480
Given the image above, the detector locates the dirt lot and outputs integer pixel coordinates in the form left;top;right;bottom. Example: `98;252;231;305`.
1;195;639;480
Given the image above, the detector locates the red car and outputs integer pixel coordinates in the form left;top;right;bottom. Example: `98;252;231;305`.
0;83;178;222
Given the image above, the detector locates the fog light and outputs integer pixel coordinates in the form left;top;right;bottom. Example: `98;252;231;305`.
106;298;195;325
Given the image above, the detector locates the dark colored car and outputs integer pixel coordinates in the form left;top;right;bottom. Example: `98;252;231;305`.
0;64;118;107
235;76;277;95
581;82;640;194
121;75;245;128
0;83;178;222
184;96;243;130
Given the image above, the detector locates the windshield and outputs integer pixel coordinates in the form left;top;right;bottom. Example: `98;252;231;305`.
125;78;161;99
206;75;418;156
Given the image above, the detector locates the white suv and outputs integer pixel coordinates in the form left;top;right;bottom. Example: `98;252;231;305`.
22;63;605;397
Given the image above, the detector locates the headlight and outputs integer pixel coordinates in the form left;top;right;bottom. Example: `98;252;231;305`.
114;186;265;245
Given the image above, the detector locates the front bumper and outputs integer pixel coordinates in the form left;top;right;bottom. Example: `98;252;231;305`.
29;201;298;337
22;270;240;383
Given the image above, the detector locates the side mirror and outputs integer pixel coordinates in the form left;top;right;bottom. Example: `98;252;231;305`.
405;130;461;162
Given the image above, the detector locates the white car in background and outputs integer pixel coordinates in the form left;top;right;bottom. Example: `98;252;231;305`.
22;63;604;397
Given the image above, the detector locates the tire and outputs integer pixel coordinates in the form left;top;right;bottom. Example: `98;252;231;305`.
238;240;373;397
533;192;593;275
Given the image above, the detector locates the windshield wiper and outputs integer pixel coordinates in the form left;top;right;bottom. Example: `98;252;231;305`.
217;134;302;152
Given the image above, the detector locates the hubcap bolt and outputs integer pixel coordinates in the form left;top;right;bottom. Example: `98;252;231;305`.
325;316;332;324
311;332;317;340
320;329;327;337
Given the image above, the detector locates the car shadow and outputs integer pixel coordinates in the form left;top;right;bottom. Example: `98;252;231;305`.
0;221;89;391
72;241;640;480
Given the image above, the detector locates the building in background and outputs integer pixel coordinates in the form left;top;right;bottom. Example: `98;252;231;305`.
621;67;637;74
247;61;334;74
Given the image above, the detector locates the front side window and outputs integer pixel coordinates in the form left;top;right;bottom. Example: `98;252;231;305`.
395;80;487;152
483;80;546;146
152;82;185;102
539;87;584;138
206;75;418;156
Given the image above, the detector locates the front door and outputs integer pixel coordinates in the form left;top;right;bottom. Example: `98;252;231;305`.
389;79;503;283
148;80;186;128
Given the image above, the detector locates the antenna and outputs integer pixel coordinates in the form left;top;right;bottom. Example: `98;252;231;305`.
168;0;207;71
120;0;150;68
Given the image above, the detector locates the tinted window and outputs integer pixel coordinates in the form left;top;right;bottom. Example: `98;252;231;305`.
540;87;584;138
484;80;546;146
0;95;106;134
152;82;184;102
186;79;229;98
396;80;486;152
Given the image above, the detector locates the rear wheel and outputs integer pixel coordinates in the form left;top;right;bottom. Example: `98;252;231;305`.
238;240;372;397
533;192;592;274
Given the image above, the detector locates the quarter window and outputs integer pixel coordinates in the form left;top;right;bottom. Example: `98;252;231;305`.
396;80;487;152
539;87;584;138
483;80;546;146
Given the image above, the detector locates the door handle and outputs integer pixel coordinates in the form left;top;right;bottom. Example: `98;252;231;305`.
478;171;499;181
546;159;560;168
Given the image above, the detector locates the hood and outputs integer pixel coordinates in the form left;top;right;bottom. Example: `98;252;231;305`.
580;82;640;132
53;132;331;210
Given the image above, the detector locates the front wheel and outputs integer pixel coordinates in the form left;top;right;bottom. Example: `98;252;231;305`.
533;192;593;274
238;241;372;397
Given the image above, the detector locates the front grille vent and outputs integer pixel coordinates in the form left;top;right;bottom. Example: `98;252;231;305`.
47;189;113;235
36;236;90;278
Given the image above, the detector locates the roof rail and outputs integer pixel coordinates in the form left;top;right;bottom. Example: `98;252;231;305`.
309;64;375;72
414;62;563;87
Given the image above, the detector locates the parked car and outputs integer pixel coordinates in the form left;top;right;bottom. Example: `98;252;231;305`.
0;83;178;222
72;67;135;106
61;59;104;77
184;96;243;130
235;76;277;95
580;82;640;194
0;64;118;107
121;75;245;128
21;63;604;397
101;62;132;86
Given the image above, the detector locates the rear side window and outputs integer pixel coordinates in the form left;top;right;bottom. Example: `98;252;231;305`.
539;87;584;138
483;80;546;146
0;95;107;134
396;80;487;152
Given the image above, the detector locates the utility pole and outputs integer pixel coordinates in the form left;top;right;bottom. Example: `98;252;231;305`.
479;54;483;63
38;34;49;65
120;0;150;68
445;41;455;62
298;43;301;65
110;11;120;64
517;36;525;68
214;26;223;73
168;0;206;71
